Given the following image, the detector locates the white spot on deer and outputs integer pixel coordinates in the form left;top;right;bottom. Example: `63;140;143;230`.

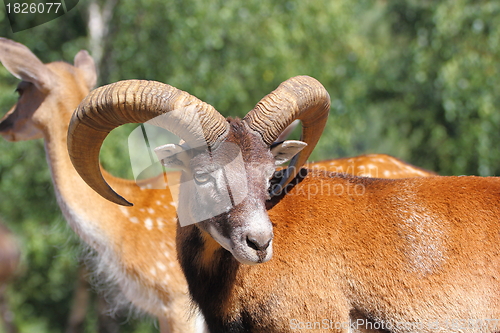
156;218;165;229
144;218;153;230
139;208;145;213
404;165;428;176
156;200;162;206
149;267;157;277
163;251;172;260
119;206;130;217
384;170;391;177
129;216;139;224
170;201;178;208
157;262;167;272
147;207;155;214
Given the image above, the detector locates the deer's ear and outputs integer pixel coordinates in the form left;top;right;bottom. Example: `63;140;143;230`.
155;143;191;171
74;50;97;89
0;38;55;92
271;140;307;166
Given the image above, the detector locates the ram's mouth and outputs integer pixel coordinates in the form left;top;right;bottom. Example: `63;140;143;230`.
232;239;273;265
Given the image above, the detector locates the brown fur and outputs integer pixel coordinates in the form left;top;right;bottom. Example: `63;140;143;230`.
178;170;500;332
173;120;494;333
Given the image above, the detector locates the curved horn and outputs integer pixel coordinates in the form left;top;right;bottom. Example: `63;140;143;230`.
67;80;229;206
243;76;330;195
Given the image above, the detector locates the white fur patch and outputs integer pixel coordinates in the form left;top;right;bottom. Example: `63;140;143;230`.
119;206;130;217
157;262;167;272
156;218;165;229
393;183;446;276
144;217;153;230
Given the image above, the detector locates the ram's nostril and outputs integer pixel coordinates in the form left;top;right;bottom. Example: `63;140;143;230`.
246;235;272;252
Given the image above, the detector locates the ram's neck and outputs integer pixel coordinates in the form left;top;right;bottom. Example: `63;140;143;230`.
177;224;245;331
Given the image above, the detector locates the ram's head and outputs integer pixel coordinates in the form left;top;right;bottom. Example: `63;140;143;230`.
68;76;330;264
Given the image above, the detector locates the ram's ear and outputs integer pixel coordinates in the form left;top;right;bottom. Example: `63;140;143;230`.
270;140;307;166
154;143;191;170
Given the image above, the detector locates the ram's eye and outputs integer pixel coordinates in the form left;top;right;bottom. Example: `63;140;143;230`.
15;87;23;96
194;172;211;185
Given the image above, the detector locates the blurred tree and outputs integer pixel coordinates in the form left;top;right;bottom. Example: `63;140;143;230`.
357;0;500;176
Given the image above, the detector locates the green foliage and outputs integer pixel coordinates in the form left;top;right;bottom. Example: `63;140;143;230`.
362;0;500;175
97;0;500;176
1;0;500;332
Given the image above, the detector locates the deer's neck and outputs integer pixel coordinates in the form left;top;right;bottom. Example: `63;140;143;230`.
42;117;119;250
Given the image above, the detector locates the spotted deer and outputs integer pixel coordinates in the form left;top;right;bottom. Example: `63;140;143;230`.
0;38;205;333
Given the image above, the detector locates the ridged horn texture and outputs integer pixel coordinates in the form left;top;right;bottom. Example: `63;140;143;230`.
243;76;330;195
67;80;229;206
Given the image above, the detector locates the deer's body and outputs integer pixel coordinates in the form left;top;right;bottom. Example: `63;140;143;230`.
48;134;185;319
309;154;435;178
29;64;193;327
